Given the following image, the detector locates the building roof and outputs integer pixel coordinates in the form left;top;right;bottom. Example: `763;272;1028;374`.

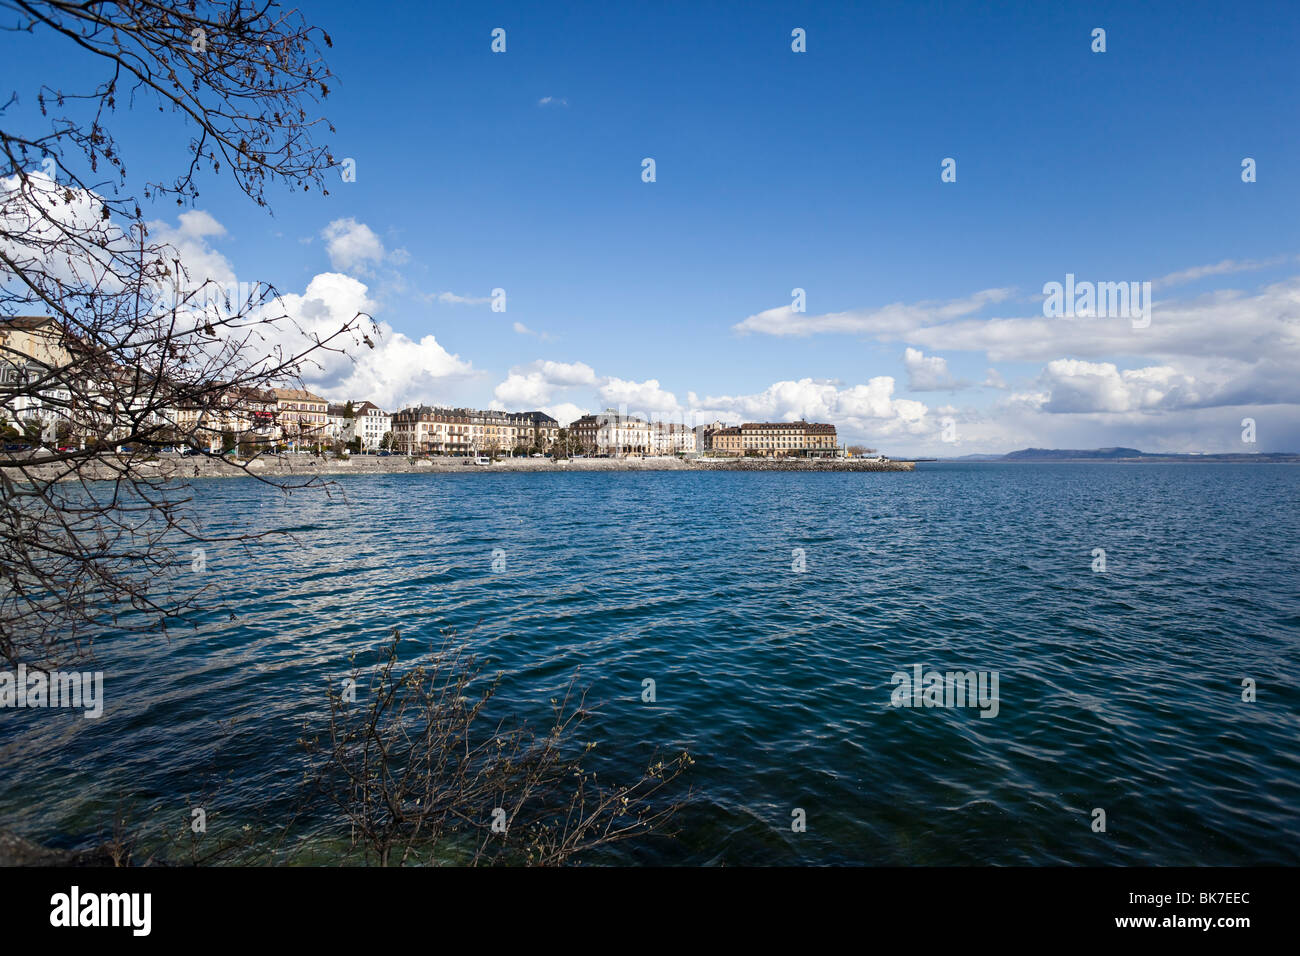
510;410;559;425
0;315;59;332
272;387;327;403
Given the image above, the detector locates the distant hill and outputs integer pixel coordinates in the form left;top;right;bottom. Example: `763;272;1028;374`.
940;447;1300;463
1003;447;1144;460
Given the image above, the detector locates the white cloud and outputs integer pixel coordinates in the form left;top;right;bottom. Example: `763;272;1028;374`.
544;401;585;424
263;272;474;410
512;320;554;342
1152;255;1293;290
428;291;491;306
147;210;238;288
903;347;965;390
537;96;570;107
1035;359;1199;413
689;377;929;440
493;360;597;408
732;288;1015;337
320;218;386;275
597;377;681;415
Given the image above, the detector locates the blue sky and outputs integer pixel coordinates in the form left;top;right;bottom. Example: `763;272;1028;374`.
6;0;1300;454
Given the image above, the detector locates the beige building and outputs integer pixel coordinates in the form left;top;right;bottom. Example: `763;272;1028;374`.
695;420;729;452
172;386;278;451
738;420;838;457
392;406;472;454
390;406;556;455
1;315;174;445
567;409;651;456
272;387;329;446
704;420;839;457
508;411;560;451
711;426;743;456
0;316;78;432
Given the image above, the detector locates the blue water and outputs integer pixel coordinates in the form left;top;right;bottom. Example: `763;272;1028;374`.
2;463;1298;864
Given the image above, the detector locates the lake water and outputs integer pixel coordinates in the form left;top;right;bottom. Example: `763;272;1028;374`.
3;463;1298;864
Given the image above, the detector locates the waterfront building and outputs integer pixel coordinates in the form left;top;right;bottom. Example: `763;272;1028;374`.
345;401;391;451
695;420;729;452
567;409;651;456
508;410;560;451
172;386;278;451
393;405;466;454
0;316;78;433
736;420;838;457
711;426;743;456
649;420;697;455
568;414;600;454
325;403;349;441
272;387;329;447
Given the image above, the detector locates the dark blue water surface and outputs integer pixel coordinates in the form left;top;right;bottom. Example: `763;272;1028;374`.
3;463;1298;864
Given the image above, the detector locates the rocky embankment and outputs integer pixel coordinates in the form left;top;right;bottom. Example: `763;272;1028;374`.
0;830;119;866
17;453;915;482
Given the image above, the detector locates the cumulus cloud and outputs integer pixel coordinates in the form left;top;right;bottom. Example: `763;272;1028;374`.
688;377;929;440
148;210;237;287
537;96;569;107
597;377;681;415
320;217;387;275
138;210;472;410
489;361;932;440
258;272;474;410
493;360;598;408
903;347;966;390
1036;360;1201;413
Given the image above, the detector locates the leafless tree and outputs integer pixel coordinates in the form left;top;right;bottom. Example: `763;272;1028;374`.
298;630;693;866
0;1;374;669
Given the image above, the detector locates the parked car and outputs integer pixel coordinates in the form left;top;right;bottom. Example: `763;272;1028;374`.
473;456;491;465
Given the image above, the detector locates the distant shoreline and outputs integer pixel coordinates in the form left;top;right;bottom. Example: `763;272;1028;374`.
938;456;1300;464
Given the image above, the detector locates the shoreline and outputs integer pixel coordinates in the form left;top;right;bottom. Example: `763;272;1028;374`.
18;453;917;482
